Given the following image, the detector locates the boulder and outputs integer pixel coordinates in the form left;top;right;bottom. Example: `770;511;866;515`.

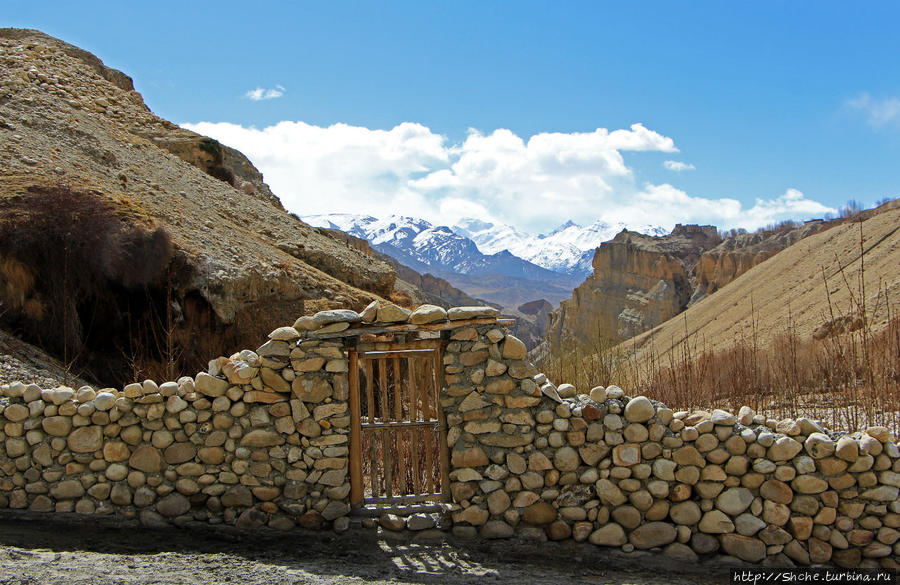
629;522;677;549
129;445;164;473
67;426;102;453
409;304;448;324
589;523;627;546
624;396;655;422
719;534;766;563
716;487;753;516
447;306;500;320
376;303;411;323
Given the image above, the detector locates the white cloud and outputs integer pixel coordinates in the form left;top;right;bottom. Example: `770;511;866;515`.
664;160;695;172
181;119;835;233
848;93;900;129
245;85;285;101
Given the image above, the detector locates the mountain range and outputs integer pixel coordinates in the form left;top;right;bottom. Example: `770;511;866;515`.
303;214;584;307
303;213;669;308
453;217;667;275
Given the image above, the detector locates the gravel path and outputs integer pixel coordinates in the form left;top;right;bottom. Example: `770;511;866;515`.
0;512;732;585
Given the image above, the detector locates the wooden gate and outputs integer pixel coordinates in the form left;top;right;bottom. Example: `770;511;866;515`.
349;341;449;508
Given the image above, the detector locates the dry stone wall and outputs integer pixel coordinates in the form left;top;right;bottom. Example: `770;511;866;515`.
0;327;354;532
1;302;899;571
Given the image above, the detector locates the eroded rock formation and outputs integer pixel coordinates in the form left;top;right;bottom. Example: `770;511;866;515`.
546;221;828;353
547;225;720;349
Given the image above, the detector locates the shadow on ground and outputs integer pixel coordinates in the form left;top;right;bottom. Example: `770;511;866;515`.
0;511;731;585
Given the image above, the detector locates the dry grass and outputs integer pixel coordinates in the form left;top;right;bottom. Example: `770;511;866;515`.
542;220;900;435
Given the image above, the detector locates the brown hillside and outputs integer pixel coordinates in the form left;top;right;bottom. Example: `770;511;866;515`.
622;200;900;367
0;29;396;384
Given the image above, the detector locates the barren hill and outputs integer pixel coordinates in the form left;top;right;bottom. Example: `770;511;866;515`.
0;29;397;384
621;200;900;367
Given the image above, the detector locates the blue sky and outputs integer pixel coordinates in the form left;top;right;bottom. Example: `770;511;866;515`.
7;1;900;233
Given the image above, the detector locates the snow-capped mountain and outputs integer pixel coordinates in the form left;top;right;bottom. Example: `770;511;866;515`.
303;214;571;281
454;218;667;275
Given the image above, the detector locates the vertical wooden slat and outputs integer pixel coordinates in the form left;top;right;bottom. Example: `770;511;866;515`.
392;357;407;495
365;360;375;424
379;360;392;499
365;360;378;495
422;353;435;497
379;359;388;423
382;427;393;499
408;357;421;496
393;357;403;421
435;347;451;501
349;351;362;506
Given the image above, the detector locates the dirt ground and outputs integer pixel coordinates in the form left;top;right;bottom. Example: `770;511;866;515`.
0;511;733;585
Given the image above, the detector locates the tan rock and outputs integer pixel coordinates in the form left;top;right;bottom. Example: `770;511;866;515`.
716;487;753;516
594;479;627;506
589;523;627;546
673;446;705;467
268;326;300;341
409;304;448;324
448;306;500;320
102;442;130;462
760;479;793;504
129;445;164;473
835;436;859;462
3;404;28;422
41;415;72;436
805;433;835;459
452;447;489;468
157;493;191;517
501;336;527;360
291;377;332;402
612;443;641;467
260;367;290;392
523;502;557;525
720;534;766;563
376;303;411;323
768;436;803;461
67;426;102;453
630;522;677;550
453;505;489;526
240;429;285;448
670;501;702;525
699;510;734;534
164;442;196;465
792;475;828;494
624;396;655;423
195;373;230;397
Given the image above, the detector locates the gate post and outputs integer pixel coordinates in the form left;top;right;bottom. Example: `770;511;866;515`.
348;350;363;507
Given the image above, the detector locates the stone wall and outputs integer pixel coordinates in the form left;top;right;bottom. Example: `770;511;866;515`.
1;302;899;570
0;327;353;531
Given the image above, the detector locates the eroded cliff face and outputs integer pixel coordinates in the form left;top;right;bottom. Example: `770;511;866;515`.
547;225;721;351
545;221;828;356
691;220;825;302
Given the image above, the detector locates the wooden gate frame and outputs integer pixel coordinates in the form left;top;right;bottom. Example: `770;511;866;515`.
348;338;450;508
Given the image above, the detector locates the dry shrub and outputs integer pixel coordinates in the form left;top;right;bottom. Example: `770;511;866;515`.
0;255;35;310
544;221;900;434
0;185;173;385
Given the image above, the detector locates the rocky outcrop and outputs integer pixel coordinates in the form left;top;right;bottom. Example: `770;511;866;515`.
547;221;828;354
692;220;825;303
145;133;285;210
0;28;396;386
547;225;720;349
